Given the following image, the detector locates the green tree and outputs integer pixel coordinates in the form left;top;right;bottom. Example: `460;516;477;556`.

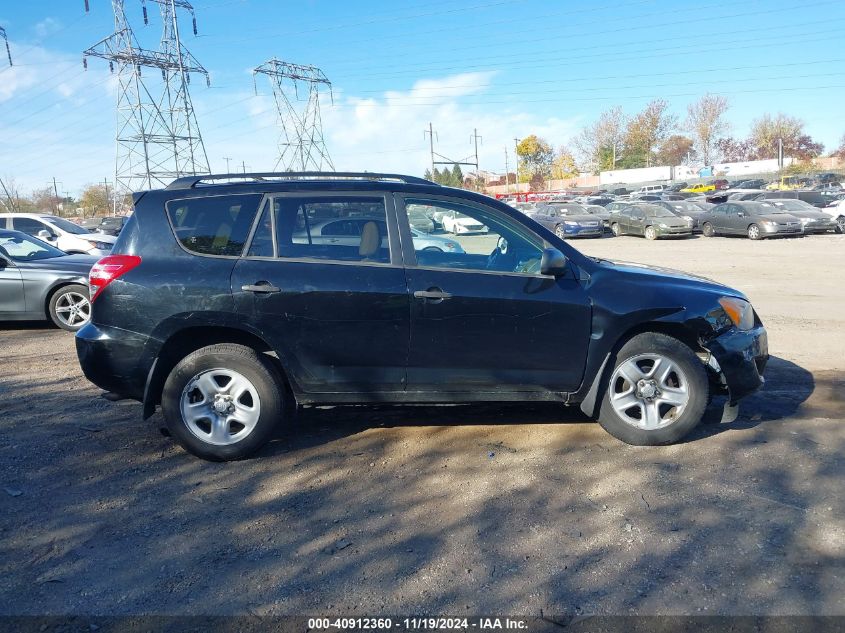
451;164;464;188
424;168;433;181
516;135;554;185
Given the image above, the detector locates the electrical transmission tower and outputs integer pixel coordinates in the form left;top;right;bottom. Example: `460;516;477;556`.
83;0;210;196
253;58;334;172
0;27;12;66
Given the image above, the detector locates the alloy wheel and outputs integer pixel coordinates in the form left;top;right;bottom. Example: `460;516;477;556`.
748;224;760;240
608;353;690;430
180;368;262;446
53;291;91;328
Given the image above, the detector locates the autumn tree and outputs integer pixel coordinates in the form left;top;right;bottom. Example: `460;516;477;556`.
831;133;845;159
749;113;823;160
656;135;695;166
79;184;111;217
572;106;626;173
516;135;554;185
551;146;579;180
622;99;677;168
686;94;730;165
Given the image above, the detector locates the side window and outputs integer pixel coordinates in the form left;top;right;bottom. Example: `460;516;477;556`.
271;196;389;264
11;218;47;236
167;194;263;256
247;205;274;257
403;198;545;275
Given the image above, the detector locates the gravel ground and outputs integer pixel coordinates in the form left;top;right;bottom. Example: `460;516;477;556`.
0;234;843;616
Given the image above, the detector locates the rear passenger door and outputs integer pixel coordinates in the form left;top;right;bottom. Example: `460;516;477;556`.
231;193;410;397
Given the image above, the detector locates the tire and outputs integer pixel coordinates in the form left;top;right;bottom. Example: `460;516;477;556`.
747;223;762;240
48;284;91;332
597;332;709;446
555;224;566;239
161;343;286;461
702;222;715;237
836;216;845;234
644;226;657;240
610;223;620;237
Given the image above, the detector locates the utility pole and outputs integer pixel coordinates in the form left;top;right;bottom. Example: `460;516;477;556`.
253;58;334;171
0;177;18;212
424;122;436;177
102;178;112;216
223;156;232;173
241;161;250;174
470;128;482;188
513;138;520;193
504;147;510;194
51;178;62;214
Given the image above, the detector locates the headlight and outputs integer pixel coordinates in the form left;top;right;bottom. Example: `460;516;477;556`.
87;240;111;250
799;218;812;225
564;221;578;226
718;297;755;331
682;216;693;221
658;223;668;228
760;220;777;227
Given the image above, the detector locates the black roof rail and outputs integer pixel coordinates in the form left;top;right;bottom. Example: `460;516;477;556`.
165;172;437;190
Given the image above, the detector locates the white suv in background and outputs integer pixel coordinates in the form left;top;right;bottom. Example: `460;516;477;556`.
636;184;667;194
2;213;116;256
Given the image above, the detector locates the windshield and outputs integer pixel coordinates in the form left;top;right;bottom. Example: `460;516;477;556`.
671;202;699;213
43;216;90;234
0;233;66;261
748;203;783;215
642;206;676;218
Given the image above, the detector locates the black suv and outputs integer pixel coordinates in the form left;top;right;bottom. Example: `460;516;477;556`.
76;172;768;460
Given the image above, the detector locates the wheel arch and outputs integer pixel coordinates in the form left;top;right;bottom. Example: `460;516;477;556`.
578;320;706;419
142;325;295;419
43;280;87;319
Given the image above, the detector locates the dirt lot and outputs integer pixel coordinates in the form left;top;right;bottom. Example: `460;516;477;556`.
0;234;843;616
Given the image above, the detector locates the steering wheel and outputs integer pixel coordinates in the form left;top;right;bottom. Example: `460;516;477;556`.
486;236;510;270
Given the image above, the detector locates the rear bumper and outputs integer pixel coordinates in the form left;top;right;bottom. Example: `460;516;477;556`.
75;322;153;401
707;325;769;403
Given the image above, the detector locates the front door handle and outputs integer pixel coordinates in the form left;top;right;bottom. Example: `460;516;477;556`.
242;281;281;294
414;288;452;302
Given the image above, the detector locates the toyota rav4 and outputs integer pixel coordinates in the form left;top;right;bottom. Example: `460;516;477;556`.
76;172;769;461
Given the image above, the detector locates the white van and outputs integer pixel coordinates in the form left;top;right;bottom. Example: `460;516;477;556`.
2;213;116;256
636;184;667;194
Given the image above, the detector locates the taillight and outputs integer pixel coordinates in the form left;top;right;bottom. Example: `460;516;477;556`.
89;255;142;302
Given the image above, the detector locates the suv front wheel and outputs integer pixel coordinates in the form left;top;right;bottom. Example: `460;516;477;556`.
598;332;708;445
161;343;285;461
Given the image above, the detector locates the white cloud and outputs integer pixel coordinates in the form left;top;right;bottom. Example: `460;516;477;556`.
34;17;61;39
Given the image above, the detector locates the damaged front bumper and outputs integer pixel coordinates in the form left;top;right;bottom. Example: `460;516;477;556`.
705;325;769;404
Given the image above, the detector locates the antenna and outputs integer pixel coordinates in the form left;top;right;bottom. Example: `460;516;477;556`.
253;58;334;172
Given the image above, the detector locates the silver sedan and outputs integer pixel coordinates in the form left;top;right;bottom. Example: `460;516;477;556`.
0;230;97;331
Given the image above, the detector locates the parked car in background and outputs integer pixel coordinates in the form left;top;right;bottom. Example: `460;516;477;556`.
78;217;102;230
76;171;769;460
756;189;830;209
764;199;839;233
96;215;130;237
734;179;767;189
532;202;603;238
609;203;693;239
727;189;767;201
0;230;97;331
581;204;613;230
407;208;436;233
681;183;716;193
699;201;802;240
442;209;489;234
651;200;705;231
2;213;116;256
713;179;729;190
635;184;667;195
508;201;536;214
409;228;466;253
605;201;632;213
667;182;688;192
585;196;614;207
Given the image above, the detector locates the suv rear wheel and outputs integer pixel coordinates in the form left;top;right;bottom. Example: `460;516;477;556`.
598;332;708;445
161;343;285;461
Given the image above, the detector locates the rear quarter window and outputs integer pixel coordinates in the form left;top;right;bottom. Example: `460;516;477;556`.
167;194;263;257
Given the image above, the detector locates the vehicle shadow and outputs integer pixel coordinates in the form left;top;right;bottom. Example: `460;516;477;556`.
0;320;58;331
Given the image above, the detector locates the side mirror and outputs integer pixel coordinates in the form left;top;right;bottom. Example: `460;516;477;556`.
737;212;745;218
540;247;568;276
37;229;54;241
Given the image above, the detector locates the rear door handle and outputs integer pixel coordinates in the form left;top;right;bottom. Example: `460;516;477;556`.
241;282;281;294
414;288;452;301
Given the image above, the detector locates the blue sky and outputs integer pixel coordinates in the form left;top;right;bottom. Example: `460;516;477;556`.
2;0;844;195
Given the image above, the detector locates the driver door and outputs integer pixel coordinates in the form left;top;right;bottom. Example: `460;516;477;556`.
395;194;592;394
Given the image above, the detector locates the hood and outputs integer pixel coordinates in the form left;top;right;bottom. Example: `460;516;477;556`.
20;253;98;274
85;233;118;244
758;213;800;223
596;259;742;297
562;214;602;224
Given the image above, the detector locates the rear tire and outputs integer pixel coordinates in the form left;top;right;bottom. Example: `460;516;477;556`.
597;333;709;446
48;284;91;332
161;343;285;461
610;223;620;236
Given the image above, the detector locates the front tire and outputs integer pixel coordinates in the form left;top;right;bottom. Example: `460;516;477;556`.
597;332;709;446
555;224;566;239
48;284;91;332
747;223;762;240
702;222;715;237
161;344;285;461
610;222;620;236
644;226;657;240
